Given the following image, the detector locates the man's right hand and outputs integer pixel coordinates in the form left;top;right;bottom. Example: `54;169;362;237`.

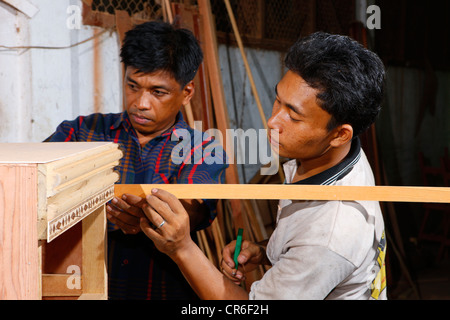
220;239;270;284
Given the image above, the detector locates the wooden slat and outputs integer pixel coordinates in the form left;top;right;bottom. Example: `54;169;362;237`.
198;0;231;136
41;274;82;297
82;206;108;298
198;0;244;230
1;0;39;18
0;164;40;299
115;184;450;203
77;293;107;300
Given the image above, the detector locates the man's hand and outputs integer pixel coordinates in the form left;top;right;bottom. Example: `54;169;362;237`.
140;188;193;258
221;240;270;284
106;194;146;234
139;188;250;300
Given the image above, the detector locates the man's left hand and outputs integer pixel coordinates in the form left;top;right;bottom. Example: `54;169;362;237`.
106;194;146;234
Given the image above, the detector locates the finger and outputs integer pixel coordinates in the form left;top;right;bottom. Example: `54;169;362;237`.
144;195;171;224
121;194;147;210
235;240;255;265
111;196;144;218
141;201;166;230
106;202;140;226
221;258;239;277
220;259;244;284
222;241;237;268
106;204;140;234
221;241;245;280
140;217;164;242
222;241;251;269
150;188;186;215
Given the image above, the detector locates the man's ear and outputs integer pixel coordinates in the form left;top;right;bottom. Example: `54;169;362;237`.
330;124;353;147
182;80;195;106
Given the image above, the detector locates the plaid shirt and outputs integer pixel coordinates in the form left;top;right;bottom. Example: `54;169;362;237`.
46;111;227;299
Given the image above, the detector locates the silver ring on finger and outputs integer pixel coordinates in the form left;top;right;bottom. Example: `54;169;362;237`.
156;220;166;229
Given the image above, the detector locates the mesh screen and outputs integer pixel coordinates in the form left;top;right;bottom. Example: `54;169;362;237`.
211;0;355;49
86;0;355;50
90;0;164;20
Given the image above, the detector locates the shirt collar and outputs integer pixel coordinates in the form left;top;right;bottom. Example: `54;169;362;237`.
285;137;361;185
161;111;189;137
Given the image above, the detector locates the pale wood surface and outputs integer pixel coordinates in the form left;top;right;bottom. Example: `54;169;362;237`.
115;184;450;203
82;206;108;297
41;274;82;297
0;164;40;299
77;293;108;300
0;142;117;163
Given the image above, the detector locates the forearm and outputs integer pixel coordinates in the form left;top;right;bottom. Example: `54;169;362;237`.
172;239;249;300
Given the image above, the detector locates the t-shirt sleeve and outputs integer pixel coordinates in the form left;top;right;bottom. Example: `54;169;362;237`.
249;245;355;300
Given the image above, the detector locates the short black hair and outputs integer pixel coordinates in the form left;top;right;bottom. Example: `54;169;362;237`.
285;32;385;137
120;21;203;87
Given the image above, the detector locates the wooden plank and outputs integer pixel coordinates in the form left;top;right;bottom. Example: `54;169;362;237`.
0;164;40;299
81;206;107;298
172;3;204;127
193;14;214;129
1;0;39;18
198;0;244;229
114;10;133;47
41;274;82;297
115;184;450;203
0;142;117;164
77;293;107;300
31;142;121;241
198;0;232;139
164;2;195;127
46;185;115;241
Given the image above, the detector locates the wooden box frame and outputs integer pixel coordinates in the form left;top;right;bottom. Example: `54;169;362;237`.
0;142;122;300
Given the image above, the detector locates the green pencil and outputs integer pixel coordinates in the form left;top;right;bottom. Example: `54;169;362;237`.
233;228;244;270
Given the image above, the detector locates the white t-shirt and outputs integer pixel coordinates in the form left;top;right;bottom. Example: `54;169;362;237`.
249;139;387;300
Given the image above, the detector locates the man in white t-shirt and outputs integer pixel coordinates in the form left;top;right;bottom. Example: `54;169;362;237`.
248;137;386;299
138;32;387;300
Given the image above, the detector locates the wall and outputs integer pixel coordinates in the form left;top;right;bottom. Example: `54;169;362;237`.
0;0;121;143
218;44;285;183
377;66;450;187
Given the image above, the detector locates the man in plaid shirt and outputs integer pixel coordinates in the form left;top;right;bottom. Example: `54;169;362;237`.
46;21;227;299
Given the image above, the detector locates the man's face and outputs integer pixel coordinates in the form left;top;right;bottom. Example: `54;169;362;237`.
268;70;335;162
124;66;194;145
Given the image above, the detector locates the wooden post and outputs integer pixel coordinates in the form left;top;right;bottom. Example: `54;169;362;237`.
80;206;107;299
198;0;244;230
0;164;40;299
